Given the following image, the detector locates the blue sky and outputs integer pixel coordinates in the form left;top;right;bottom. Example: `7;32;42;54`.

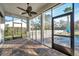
53;3;79;22
74;3;79;22
53;3;72;17
5;16;27;27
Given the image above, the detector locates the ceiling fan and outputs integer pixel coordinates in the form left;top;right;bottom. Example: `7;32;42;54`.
17;3;37;17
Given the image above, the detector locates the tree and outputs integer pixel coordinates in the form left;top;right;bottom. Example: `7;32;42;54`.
64;7;72;13
60;20;66;30
64;6;72;32
45;15;51;30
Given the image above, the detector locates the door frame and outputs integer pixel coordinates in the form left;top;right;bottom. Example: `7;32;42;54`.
52;10;74;55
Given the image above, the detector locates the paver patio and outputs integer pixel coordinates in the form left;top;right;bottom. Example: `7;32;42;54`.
0;38;66;56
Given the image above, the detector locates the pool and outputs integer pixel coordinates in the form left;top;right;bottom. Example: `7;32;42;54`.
54;36;79;55
54;36;79;47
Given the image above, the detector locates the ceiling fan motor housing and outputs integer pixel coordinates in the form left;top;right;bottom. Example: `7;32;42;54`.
27;6;32;12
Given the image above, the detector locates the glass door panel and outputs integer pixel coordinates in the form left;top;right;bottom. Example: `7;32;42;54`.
54;15;71;48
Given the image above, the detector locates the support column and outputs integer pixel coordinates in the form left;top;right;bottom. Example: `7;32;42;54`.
41;14;45;44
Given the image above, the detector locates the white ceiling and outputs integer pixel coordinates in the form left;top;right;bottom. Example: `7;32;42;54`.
2;3;51;17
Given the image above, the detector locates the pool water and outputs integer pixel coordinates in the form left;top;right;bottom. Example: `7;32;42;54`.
54;36;79;48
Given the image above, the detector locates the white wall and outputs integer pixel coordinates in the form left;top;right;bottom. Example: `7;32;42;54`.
0;4;5;43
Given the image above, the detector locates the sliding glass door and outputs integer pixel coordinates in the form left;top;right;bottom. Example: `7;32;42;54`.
52;3;74;55
53;13;74;55
53;15;71;48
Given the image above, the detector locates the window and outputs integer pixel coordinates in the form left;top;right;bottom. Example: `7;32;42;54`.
74;3;79;56
5;16;27;40
13;18;22;38
22;19;27;38
31;18;36;40
13;23;22;38
53;3;72;17
43;9;52;47
35;15;41;42
30;19;33;39
4;16;13;40
30;15;41;42
53;15;71;47
5;16;13;22
51;3;74;55
14;18;22;23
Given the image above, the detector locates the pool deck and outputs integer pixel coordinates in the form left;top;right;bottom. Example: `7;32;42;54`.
0;38;66;56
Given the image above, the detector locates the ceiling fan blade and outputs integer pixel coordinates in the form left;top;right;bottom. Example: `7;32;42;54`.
17;7;26;11
31;11;37;14
21;12;27;15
